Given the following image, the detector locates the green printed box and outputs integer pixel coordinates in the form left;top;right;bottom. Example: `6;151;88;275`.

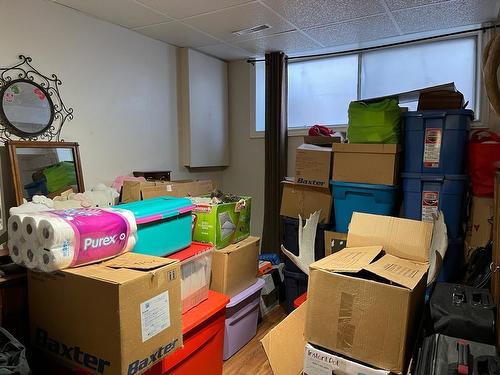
192;197;251;249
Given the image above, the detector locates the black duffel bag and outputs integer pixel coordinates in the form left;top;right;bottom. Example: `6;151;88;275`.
0;328;30;375
415;334;497;375
430;283;496;345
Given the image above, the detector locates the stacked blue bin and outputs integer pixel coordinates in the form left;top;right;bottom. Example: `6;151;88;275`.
401;109;474;281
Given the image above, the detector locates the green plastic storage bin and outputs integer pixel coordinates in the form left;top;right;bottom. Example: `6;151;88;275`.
347;98;401;144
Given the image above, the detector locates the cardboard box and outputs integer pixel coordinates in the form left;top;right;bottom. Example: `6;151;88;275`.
324;231;347;257
466;197;494;258
332;144;401;185
192;197;251;249
303;343;390;375
305;213;433;373
304;136;342;146
121;179;213;203
295;144;332;188
280;181;332;224
210;236;259;298
261;302;307;375
28;253;183;375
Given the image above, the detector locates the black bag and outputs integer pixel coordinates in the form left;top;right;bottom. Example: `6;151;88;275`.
430;283;496;344
0;328;30;375
415;334;497;375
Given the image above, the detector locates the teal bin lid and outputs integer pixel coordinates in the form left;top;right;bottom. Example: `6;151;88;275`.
330;180;398;190
116;196;194;224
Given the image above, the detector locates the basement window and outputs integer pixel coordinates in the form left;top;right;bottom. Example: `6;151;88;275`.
254;34;480;135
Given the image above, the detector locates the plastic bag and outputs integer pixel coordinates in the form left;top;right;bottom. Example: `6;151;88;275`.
469;130;500;197
0;328;30;375
347;98;401;144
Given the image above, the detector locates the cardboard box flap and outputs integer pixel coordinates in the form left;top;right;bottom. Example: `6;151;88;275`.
363;254;429;290
261;302;307;375
332;143;401;154
310;246;383;273
104;252;177;270
347;213;433;264
218;236;260;254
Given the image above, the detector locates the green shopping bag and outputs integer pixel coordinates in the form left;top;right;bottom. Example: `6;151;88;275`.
347;98;401;144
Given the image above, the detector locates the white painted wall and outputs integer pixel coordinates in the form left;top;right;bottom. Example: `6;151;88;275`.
0;0;222;190
224;60;302;239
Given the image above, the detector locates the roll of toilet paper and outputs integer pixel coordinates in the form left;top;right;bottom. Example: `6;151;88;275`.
8;214;26;241
8;239;25;266
22;215;45;243
109;208;137;233
20;240;40;270
122;233;137;254
37;217;75;249
35;245;74;273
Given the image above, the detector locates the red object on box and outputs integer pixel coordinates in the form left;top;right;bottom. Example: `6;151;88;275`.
469;130;500;197
293;292;307;309
145;290;229;375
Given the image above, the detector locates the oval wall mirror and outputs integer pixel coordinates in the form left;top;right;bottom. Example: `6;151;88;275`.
0;79;54;136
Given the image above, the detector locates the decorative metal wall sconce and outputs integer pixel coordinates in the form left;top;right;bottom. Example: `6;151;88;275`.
0;55;73;142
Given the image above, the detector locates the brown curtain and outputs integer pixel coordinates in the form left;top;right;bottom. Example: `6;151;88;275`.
261;51;288;253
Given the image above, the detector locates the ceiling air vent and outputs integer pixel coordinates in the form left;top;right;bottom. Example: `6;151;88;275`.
232;24;271;37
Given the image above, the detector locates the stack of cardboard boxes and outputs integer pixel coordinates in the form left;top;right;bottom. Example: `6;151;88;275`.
27;178;262;374
264;212;435;375
280;139;335;312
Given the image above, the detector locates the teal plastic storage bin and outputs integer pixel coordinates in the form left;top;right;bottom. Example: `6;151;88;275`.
331;180;398;232
117;196;194;256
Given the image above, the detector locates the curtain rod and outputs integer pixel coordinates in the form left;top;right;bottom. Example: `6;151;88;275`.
246;22;499;63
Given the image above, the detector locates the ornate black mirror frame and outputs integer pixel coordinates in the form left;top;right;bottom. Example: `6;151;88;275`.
0;55;73;142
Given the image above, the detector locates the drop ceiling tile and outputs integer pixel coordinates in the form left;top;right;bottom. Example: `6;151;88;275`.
183;2;295;42
384;0;452;10
135;21;219;47
136;0;253;19
305;14;398;47
54;0;171;28
196;44;252;61
393;0;500;33
262;0;385;29
235;31;321;54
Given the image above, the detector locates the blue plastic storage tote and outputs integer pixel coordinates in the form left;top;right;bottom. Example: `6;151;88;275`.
331;180;398;233
117;196;194;256
402;173;467;238
403;109;473;174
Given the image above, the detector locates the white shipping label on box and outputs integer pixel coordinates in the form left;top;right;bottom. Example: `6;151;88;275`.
303;343;389;375
140;291;170;342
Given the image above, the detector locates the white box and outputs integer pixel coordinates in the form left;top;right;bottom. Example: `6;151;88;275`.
303;343;390;375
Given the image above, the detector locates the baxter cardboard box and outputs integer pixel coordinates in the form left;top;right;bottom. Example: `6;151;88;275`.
28;253;183;375
280;180;332;223
295;144;332;188
324;231;347;256
332;144;401;185
261;302;307;375
192;196;251;249
210;236;259;298
303;343;390;375
466;197;494;259
305;213;433;374
121;179;213;203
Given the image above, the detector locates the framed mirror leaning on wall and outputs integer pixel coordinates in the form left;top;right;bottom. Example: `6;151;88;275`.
7;141;84;205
